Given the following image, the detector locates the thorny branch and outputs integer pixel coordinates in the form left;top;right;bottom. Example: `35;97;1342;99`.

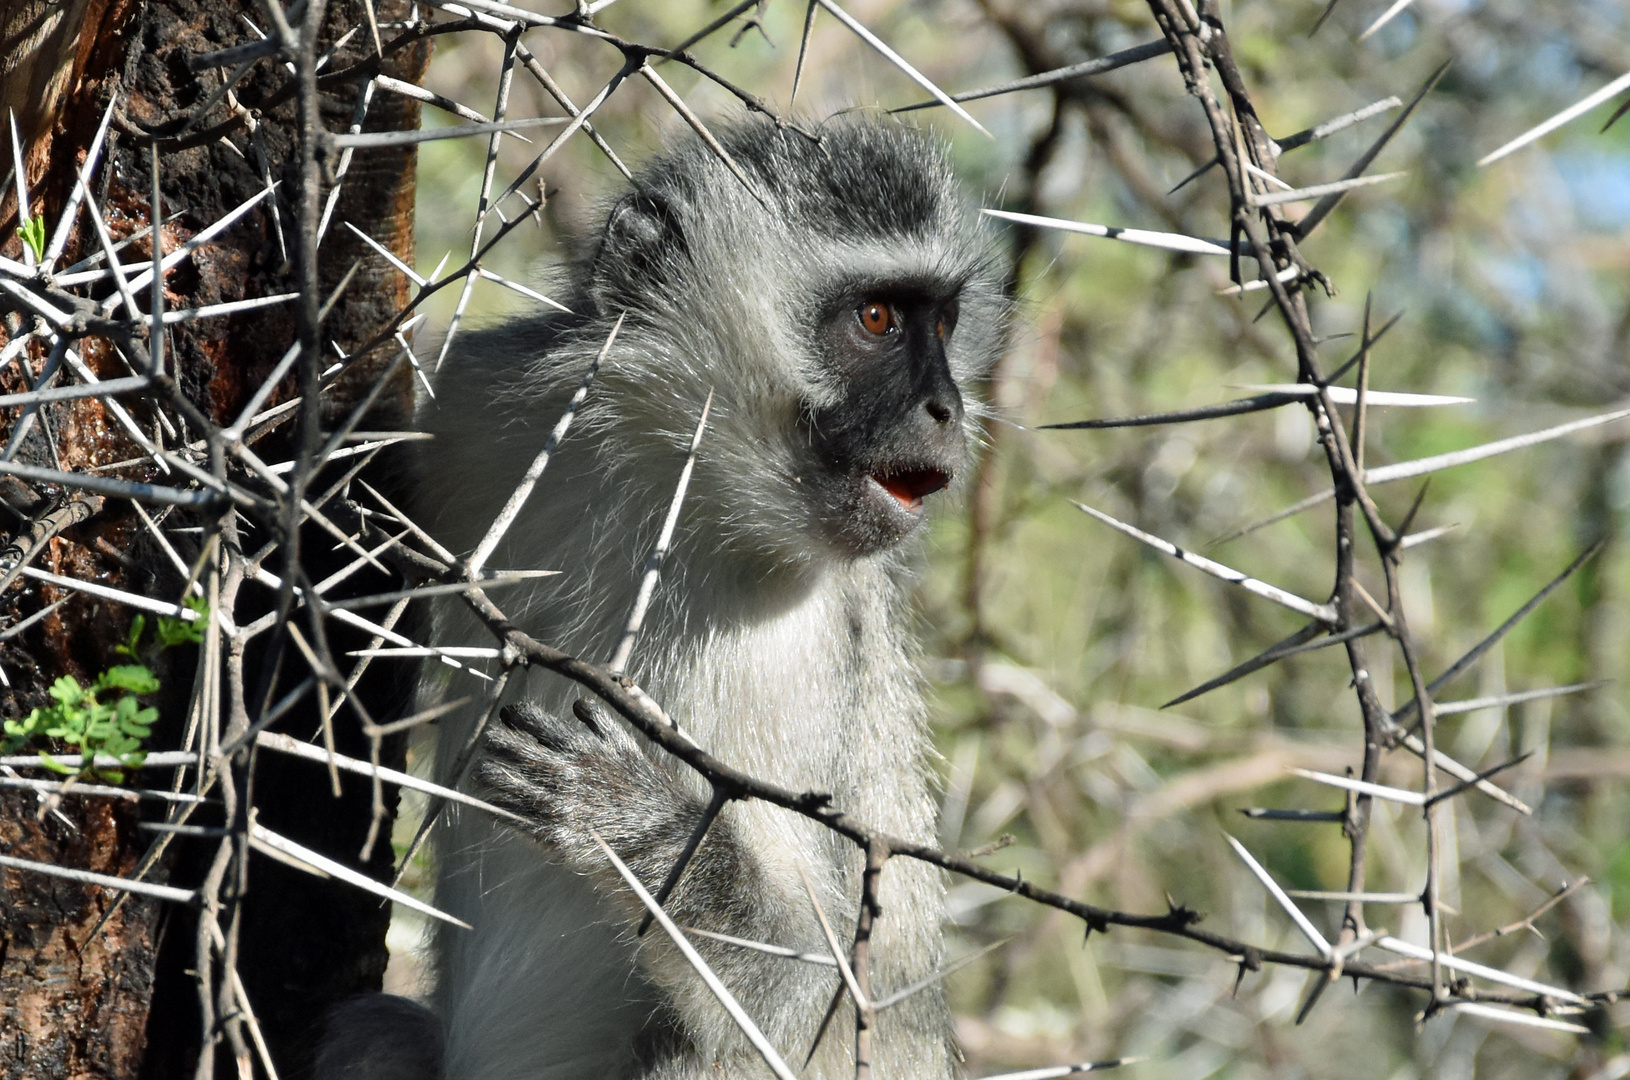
332;499;1619;1016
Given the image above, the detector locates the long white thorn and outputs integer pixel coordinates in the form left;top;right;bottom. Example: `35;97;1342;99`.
346;646;503;660
476;267;570;312
1374;936;1588;1005
226;342;302;439
1223;833;1331;957
255;731;526;823
1075;502;1337;623
1290;767;1425;806
1358;0;1417;41
1364;407;1630;484
109;185;276;308
0;852;196;904
468;320;615;575
679;926;839;967
1478;69;1630;167
639;65;764;205
608;389;713;674
975;1058;1146;1080
799;865;869;1010
1432;682;1601;716
1232;384;1473;407
248;822;470;928
590;831;798;1080
1448;1003;1590;1034
346;221;427;286
43;99;116;269
8;111;30;269
814;0;990;137
19;567;203;617
1248;170;1406;207
981;209;1234;256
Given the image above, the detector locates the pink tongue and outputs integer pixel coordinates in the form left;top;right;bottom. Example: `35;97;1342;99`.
876;469;949;510
880;480;923;511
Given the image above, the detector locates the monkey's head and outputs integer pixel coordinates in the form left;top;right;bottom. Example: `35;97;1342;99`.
578;118;1007;570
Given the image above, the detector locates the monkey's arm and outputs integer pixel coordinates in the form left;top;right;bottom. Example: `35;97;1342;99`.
476;703;838;1059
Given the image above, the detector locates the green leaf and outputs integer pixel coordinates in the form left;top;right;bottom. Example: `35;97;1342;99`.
42;718;77;740
4;659;162;786
37;751;72;775
49;676;85;707
117;615;147;658
115;697;155;737
97;665;160;695
16;216;47;262
155;596;210;648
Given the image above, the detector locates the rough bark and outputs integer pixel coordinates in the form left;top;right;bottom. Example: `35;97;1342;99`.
0;1;427;1077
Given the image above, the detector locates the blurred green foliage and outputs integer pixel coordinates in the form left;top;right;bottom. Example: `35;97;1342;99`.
14;216;46;264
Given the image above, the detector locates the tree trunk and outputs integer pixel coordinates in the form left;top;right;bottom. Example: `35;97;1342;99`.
0;2;428;1077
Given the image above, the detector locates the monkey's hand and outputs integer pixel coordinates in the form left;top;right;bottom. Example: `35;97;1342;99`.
476;701;751;914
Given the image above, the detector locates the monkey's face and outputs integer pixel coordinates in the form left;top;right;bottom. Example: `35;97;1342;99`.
797;286;967;557
580;121;1007;570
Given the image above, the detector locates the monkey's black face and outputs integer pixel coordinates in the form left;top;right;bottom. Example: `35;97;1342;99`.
800;287;967;557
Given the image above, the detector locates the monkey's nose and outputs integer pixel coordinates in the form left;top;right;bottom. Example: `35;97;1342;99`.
925;392;958;426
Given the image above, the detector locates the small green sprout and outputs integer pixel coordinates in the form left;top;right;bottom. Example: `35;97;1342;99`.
16;216;47;263
157;594;211;648
4;596;211;783
2;667;159;783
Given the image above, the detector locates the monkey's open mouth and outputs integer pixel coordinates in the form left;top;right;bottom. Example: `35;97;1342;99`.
871;467;952;512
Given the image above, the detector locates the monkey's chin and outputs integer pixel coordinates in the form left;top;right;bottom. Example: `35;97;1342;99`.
817;469;950;556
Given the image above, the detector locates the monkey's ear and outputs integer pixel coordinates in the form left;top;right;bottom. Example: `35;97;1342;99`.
596;191;683;280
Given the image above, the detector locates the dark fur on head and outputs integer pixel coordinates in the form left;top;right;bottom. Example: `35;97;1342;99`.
590;122;977;308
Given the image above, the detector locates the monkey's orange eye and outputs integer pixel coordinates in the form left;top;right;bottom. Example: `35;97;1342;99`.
858;302;896;336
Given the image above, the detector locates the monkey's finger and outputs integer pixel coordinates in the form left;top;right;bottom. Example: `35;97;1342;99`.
472;756;573;817
572;697;645;754
481;724;582;779
499;701;553;735
571;697;607;738
497;702;580;752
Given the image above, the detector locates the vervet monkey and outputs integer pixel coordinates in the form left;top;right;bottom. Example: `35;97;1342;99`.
328;117;1007;1080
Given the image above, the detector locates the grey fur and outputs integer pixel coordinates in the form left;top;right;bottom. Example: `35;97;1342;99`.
312;996;445;1080
401;118;1005;1080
